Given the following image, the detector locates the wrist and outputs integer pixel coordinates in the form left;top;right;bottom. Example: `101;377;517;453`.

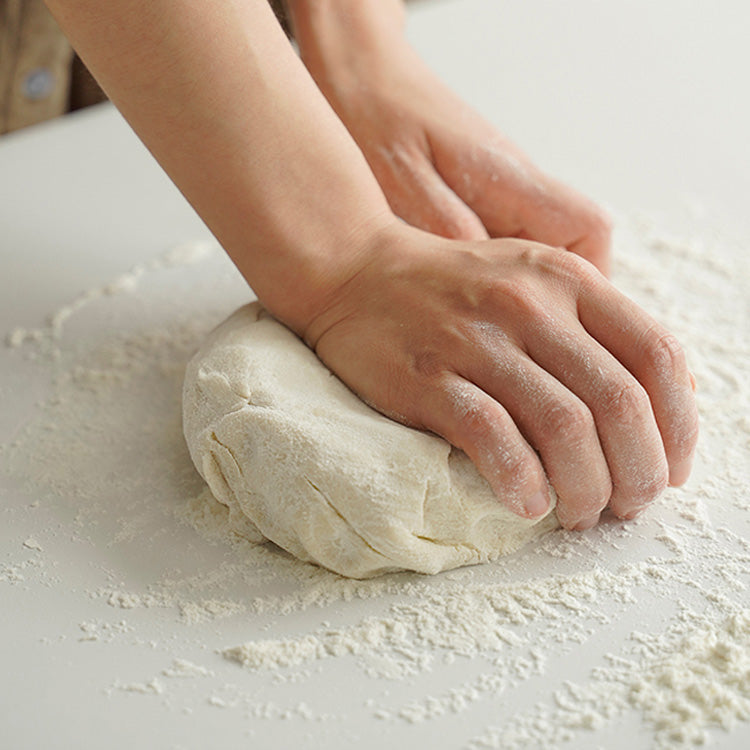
250;208;401;341
300;217;427;349
287;0;412;94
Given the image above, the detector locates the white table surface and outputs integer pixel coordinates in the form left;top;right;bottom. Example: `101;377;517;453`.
2;1;749;748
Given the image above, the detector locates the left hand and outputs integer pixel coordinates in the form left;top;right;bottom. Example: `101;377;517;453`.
293;10;612;275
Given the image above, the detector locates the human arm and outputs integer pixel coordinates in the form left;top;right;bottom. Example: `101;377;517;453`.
45;0;698;528
45;0;394;331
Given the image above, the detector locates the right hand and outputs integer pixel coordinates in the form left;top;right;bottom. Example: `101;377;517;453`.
302;222;699;530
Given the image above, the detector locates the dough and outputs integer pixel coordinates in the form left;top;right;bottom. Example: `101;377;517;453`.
182;303;558;579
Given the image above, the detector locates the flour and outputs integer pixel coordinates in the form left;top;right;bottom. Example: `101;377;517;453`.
468;608;750;750
2;210;749;747
162;659;214;679
111;678;165;696
4;239;216;356
78;619;134;643
627;610;750;745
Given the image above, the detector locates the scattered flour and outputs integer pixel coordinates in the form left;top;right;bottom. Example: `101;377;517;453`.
1;210;749;747
78;619;134;643
627;609;750;746
111;678;165;696
162;659;214;679
4;240;217;356
468;609;750;750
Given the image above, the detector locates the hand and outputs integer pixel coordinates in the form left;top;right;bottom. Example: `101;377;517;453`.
299;32;612;275
304;222;698;529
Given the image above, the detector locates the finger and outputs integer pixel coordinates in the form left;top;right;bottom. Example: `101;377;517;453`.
524;316;669;520
414;373;550;519
377;148;490;240
512;176;613;276
499;185;612;277
566;220;612;278
458;346;612;529
437;145;612;274
577;278;699;487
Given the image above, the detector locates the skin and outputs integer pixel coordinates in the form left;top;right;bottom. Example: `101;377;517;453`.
289;0;613;274
44;0;699;530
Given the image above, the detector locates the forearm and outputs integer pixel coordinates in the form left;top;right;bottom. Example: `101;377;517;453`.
45;0;393;332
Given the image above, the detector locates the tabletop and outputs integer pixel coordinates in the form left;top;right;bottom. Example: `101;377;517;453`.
1;1;749;748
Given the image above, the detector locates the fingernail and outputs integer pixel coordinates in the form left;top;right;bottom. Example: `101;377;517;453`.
573;514;599;531
525;490;549;517
669;457;693;487
689;372;697;392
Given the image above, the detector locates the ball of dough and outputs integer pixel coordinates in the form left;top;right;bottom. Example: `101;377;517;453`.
182;303;558;579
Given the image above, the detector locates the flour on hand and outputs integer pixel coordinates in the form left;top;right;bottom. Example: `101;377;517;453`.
182;303;558;578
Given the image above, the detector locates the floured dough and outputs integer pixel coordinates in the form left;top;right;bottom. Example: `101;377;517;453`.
182;303;558;578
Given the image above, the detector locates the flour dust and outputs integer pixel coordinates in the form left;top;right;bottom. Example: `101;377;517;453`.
1;211;749;748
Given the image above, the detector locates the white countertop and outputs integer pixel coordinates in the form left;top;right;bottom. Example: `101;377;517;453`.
1;2;749;748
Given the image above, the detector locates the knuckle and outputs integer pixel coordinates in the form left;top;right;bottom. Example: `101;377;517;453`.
546;247;600;288
497;275;552;324
459;403;491;440
506;288;543;321
411;349;446;380
600;379;651;423
643;331;687;375
431;376;490;441
541;399;594;443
